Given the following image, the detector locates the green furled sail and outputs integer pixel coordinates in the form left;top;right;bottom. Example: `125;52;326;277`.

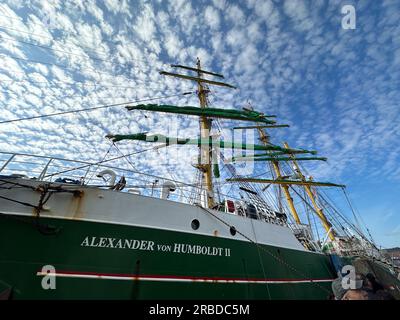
231;156;327;162
227;178;345;188
232;150;318;158
106;132;317;155
126;104;276;124
213;163;220;178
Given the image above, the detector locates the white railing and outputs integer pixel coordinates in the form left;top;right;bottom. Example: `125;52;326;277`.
0;151;197;203
0;151;285;227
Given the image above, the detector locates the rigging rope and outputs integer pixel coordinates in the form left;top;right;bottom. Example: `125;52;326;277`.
85;142;114;184
0;18;173;67
196;204;333;296
0;91;194;125
341;187;369;239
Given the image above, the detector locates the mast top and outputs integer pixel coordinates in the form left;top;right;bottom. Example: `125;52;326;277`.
159;58;236;90
159;59;236;208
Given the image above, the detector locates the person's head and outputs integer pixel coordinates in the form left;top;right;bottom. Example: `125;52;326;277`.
341;289;369;300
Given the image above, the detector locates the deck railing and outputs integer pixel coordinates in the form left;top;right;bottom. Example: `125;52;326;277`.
0;151;287;226
0;151;199;203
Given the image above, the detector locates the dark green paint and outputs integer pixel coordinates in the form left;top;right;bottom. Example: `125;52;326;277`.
0;214;335;300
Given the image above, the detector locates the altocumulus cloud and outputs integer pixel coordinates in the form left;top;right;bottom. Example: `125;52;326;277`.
0;0;399;246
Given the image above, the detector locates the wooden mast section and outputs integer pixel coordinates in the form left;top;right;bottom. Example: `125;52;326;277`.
230;126;341;241
197;58;214;208
256;128;302;224
160;60;236;208
283;142;336;241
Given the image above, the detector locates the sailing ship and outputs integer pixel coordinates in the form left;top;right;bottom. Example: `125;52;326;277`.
0;59;399;299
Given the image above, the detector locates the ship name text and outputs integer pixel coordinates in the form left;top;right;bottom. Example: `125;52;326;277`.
80;236;231;257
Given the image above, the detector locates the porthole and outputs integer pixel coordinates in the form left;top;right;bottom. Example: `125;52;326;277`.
230;226;236;236
191;219;200;230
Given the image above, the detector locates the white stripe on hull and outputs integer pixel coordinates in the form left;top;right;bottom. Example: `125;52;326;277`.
36;272;334;284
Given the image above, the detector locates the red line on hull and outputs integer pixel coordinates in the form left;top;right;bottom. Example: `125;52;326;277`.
37;269;334;283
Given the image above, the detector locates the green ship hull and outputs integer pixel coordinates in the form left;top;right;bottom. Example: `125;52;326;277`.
0;214;335;300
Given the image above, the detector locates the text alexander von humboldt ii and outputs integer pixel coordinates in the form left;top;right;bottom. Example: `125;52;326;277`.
81;237;231;257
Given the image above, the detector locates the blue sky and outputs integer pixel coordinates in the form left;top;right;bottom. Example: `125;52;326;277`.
0;0;399;248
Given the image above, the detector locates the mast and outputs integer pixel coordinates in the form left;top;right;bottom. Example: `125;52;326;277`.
196;58;214;208
159;59;236;208
283;142;336;241
256;128;301;224
231;126;339;241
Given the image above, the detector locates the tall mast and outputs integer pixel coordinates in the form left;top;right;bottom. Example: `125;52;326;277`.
283;142;336;241
256;127;301;224
235;126;338;241
159;59;236;208
196;58;214;208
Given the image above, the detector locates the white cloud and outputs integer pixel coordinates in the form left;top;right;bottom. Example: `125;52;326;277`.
0;0;398;247
283;0;313;31
168;1;198;35
212;0;226;11
226;28;246;48
226;4;245;25
254;0;274;20
135;12;156;42
283;0;308;20
164;33;183;58
86;0;103;21
204;6;220;30
103;0;130;15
